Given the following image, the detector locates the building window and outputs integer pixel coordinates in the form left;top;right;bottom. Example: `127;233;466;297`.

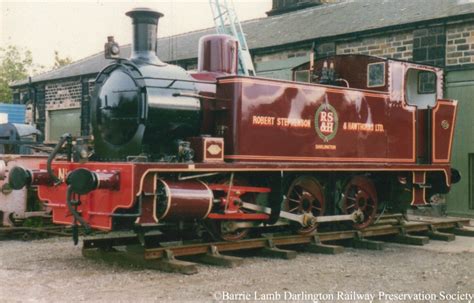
470;154;474;209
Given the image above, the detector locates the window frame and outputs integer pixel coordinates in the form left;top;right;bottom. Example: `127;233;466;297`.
417;70;437;95
404;67;438;109
367;62;386;88
293;69;310;83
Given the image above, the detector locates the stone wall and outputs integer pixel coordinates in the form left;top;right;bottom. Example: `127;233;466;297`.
254;47;311;63
316;42;336;58
253;42;336;65
412;26;446;66
45;79;82;110
446;23;474;66
336;31;413;60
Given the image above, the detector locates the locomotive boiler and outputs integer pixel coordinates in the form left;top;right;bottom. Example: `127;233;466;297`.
92;8;201;161
9;8;460;243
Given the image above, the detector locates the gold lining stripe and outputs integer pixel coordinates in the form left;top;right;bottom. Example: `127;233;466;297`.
198;180;214;219
224;154;415;162
411;171;427;205
157;178;172;220
217;77;390;97
432;100;457;163
135;167;450;196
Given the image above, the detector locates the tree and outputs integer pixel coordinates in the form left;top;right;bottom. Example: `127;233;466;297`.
0;46;37;103
53;50;73;69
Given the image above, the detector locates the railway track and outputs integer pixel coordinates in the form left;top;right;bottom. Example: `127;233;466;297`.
81;215;473;274
0;225;90;241
0;226;70;240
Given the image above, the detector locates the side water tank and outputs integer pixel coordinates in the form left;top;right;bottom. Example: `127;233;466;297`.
198;35;238;75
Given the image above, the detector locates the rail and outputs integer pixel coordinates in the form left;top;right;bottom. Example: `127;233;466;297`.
81;215;473;274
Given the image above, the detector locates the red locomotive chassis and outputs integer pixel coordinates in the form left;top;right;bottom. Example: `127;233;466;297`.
36;55;458;231
38;161;453;231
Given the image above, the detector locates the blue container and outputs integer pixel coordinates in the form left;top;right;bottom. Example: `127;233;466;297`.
0;104;26;124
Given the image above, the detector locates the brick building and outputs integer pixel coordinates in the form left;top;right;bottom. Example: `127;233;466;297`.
10;0;474;217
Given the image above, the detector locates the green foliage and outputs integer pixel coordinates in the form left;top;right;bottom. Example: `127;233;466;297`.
0;47;73;103
53;50;73;69
0;45;38;103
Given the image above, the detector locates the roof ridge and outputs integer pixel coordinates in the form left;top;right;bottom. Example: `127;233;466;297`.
21;1;347;83
24;48;108;82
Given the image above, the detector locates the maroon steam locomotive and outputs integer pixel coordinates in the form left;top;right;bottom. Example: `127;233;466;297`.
9;8;460;242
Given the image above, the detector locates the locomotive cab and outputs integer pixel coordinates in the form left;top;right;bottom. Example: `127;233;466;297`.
292;54;443;99
292;55;446;164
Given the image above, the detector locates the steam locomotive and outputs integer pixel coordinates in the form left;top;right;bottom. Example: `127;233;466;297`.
0;124;49;228
9;8;460;243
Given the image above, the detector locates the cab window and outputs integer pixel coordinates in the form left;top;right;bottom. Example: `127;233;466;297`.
406;69;437;109
418;71;436;94
294;70;310;83
367;62;385;87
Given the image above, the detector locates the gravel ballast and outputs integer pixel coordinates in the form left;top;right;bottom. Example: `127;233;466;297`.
0;235;473;302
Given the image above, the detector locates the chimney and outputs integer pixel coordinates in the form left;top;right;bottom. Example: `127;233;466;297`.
266;0;323;16
125;8;164;64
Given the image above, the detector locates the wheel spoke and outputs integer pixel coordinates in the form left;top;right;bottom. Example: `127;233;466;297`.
343;177;378;229
295;191;302;199
289;206;299;212
286;177;325;234
288;198;301;203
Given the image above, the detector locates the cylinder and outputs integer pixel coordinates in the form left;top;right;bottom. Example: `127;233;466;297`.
198;34;238;75
156;179;213;221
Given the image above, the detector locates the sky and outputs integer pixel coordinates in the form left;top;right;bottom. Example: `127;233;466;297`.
1;0;272;70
